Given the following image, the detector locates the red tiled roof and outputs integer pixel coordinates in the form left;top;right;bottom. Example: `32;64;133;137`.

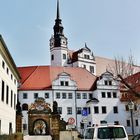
18;66;97;91
120;72;140;101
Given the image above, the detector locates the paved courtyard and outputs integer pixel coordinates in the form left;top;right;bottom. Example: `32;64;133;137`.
24;135;52;140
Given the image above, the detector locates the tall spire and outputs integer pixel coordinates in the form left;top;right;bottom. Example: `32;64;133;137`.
52;0;67;47
57;0;60;19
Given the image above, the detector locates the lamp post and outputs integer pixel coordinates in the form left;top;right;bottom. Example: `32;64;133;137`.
127;100;134;136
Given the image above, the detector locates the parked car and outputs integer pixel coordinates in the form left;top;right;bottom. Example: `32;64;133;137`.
78;123;128;140
132;134;140;140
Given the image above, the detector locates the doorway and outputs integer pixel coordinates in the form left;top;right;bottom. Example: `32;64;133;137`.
33;119;49;135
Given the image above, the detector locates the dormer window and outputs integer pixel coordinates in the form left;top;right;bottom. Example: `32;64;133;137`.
60;81;64;86
109;81;112;85
104;80;108;85
65;81;69;86
104;80;112;85
84;54;90;59
60;81;69;86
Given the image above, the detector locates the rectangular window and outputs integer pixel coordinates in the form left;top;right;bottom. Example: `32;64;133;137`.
83;93;87;99
101;92;106;98
11;90;13;107
14;79;16;85
65;81;69;86
62;93;66;99
136;120;139;126
84;54;90;59
113;92;117;98
6;85;9;104
11;74;13;80
1;80;5;102
23;93;28;99
45;93;49;98
90;66;94;73
14;94;16;109
57;107;62;114
60;81;64;86
63;54;66;59
51;54;54;60
9;122;12;134
77;107;82;114
34;93;38;99
107;92;111;98
7;68;9;74
56;92;60;99
113;106;118;113
125;105;129;111
102;106;107;114
94;106;99;114
2;61;5;69
77;93;81;99
104;80;108;85
89;93;92;99
126;120;130;126
67;107;72;115
68;93;72;99
109;81;112;85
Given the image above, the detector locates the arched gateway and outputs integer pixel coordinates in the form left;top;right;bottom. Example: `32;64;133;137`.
28;98;63;140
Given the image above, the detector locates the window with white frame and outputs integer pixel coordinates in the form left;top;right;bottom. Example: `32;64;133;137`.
62;93;66;99
102;106;107;114
101;92;106;98
34;93;38;99
68;93;72;99
67;107;72;114
56;92;60;99
45;93;49;98
77;93;81;99
82;93;87;99
23;93;28;99
113;106;118;113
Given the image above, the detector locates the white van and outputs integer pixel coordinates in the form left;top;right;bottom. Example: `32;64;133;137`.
78;124;128;140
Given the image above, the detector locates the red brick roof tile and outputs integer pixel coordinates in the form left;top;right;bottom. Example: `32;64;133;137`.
18;66;97;91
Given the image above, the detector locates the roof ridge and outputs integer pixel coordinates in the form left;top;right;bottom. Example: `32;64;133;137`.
21;66;39;86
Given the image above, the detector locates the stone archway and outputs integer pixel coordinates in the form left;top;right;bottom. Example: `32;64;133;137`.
33;119;49;135
28;98;66;140
28;98;52;135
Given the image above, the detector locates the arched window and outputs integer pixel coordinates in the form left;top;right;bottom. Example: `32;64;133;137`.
22;103;28;111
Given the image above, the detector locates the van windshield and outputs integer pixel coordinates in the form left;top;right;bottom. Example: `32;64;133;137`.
98;127;126;139
84;128;94;139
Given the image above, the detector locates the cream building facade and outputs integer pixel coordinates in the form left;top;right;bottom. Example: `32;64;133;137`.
0;35;20;134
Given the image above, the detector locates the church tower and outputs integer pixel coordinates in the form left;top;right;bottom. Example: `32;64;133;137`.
50;0;68;66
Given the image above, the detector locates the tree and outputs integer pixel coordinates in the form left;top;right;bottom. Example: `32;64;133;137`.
108;54;135;78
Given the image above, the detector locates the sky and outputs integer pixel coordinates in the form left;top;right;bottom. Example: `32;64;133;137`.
0;0;140;67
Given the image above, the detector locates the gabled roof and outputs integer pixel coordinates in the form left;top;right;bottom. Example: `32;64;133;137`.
18;66;97;91
120;72;140;101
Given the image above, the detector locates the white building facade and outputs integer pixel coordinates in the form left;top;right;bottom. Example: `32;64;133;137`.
86;71;140;135
17;0;140;136
0;35;20;134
